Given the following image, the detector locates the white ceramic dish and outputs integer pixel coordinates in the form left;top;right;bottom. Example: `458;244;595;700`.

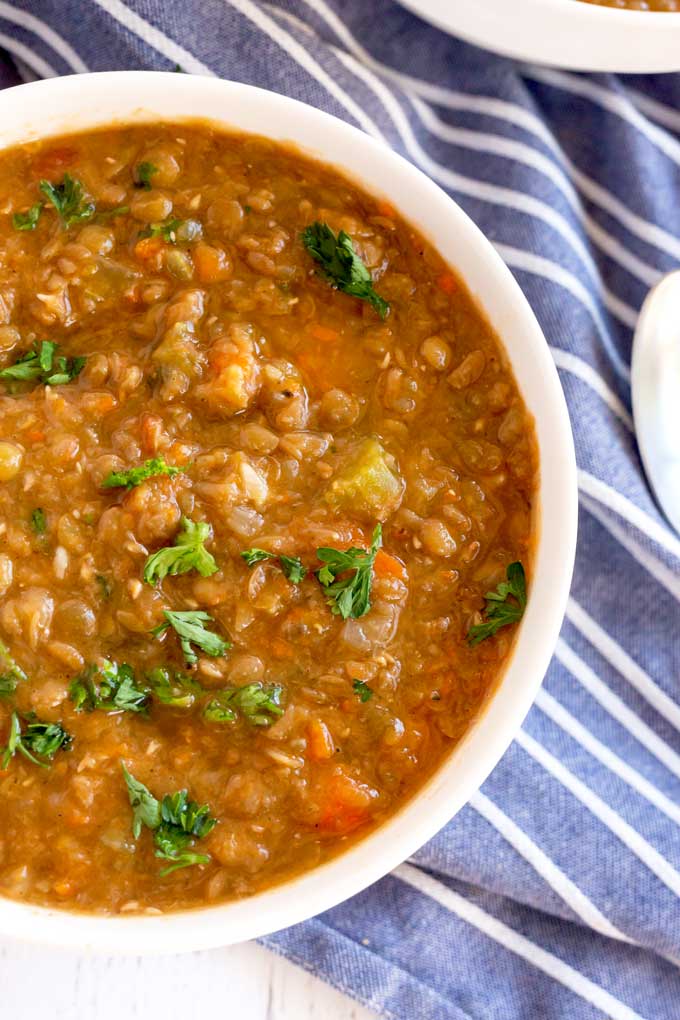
399;0;680;72
0;71;577;954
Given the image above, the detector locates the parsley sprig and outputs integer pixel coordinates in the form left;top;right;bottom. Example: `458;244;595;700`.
0;340;86;387
101;456;185;491
1;711;72;769
144;518;218;586
467;562;527;646
316;524;382;620
241;548;306;583
40;174;95;228
0;642;27;700
152;609;231;666
204;683;284;726
12;202;42;231
134;161;159;190
352;679;373;702
122;765;217;876
301;221;389;319
70;661;149;715
30;508;47;535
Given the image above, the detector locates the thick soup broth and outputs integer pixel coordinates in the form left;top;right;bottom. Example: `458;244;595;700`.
0;124;537;914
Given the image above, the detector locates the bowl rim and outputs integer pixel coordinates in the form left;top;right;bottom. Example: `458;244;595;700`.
398;0;680;73
0;71;577;954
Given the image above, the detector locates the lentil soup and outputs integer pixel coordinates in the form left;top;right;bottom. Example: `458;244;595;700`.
0;123;537;914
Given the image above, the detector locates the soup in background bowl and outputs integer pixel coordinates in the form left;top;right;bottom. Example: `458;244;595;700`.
0;72;576;953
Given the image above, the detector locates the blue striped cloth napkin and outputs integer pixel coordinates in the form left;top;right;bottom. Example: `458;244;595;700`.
3;2;680;1017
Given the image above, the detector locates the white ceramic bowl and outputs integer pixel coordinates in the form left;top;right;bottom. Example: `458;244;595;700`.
0;71;577;953
399;0;680;72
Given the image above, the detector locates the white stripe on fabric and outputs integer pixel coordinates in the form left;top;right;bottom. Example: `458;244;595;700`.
564;156;680;264
0;1;88;72
395;863;648;1020
579;493;680;604
298;0;563;156
470;791;630;942
555;638;680;781
90;0;215;74
223;0;385;141
411;78;680;266
330;47;606;293
566;598;680;735
525;67;680;170
536;689;680;827
495;245;631;382
411;96;661;291
578;470;680;562
409;94;580;212
516;729;680;901
0;30;56;78
551;349;633;431
627;88;680;136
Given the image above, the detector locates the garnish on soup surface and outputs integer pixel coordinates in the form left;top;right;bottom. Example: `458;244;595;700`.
0;123;536;914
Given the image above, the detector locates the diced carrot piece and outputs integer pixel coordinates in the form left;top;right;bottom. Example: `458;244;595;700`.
194;242;231;283
52;879;77;898
93;393;117;414
437;272;457;295
373;548;409;583
139;414;162;455
307;719;335;761
308;323;340;343
32;147;78;178
270;637;296;660
134;236;164;261
25;429;46;443
315;769;376;834
376;200;396;219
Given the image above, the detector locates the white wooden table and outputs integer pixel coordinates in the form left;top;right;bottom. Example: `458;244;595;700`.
0;938;378;1019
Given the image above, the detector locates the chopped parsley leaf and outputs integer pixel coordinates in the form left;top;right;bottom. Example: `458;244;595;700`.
70;661;149;715
122;763;161;836
96;574;112;599
12;202;42;231
122;765;217;876
101;456;185;491
204;683;284;727
144;517;218;586
138;217;183;244
1;711;72;769
240;547;306;584
40;174;95;228
467;562;527;646
146;667;200;709
301;221;389;319
0;676;17;698
352;679;373;702
0;642;26;698
134;161;159;190
151;609;231;666
0;340;86;388
30;507;47;535
316;523;382;620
